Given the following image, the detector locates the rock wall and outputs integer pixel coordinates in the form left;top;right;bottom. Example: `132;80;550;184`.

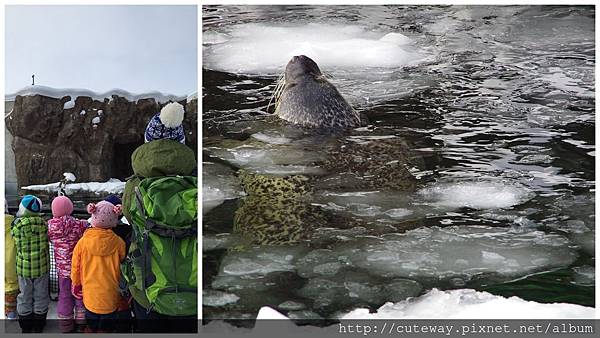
6;94;197;188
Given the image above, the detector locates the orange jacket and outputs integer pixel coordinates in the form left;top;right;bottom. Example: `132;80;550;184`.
71;227;125;314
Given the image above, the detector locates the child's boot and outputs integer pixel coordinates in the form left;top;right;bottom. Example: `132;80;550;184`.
18;313;34;333
31;312;47;333
58;314;75;333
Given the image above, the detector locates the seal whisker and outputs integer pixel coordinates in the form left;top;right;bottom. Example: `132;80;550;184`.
267;72;286;114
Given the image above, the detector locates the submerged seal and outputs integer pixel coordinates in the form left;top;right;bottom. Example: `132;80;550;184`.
275;55;361;130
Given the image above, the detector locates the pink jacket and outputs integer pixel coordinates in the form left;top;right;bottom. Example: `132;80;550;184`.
48;215;88;278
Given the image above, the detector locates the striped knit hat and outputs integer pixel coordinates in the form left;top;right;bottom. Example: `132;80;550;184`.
17;195;42;217
144;102;186;144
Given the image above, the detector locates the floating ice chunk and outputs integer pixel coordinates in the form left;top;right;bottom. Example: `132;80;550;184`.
204;23;424;75
220;246;307;277
63;172;76;182
91;116;101;124
418;182;534;210
342;226;576;280
80;110;86;116
278;301;306;311
379;32;413;45
572;266;595;286
203;290;240;307
571;230;595;256
287;310;323;320
314;191;415;221
296;249;343;278
63;100;75;109
341;288;595;319
251;132;293;145
207;144;326;176
203;162;245;214
97;110;103;115
297;272;421;309
203;233;241;252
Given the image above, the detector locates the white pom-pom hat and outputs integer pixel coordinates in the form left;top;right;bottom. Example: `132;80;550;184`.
159;102;185;128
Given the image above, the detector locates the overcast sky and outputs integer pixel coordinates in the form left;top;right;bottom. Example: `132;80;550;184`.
5;5;197;96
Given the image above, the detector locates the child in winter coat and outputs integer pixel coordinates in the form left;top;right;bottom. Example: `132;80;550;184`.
12;195;50;333
47;196;88;332
71;200;125;333
4;199;18;320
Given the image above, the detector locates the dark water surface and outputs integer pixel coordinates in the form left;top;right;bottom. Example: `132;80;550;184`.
202;5;595;320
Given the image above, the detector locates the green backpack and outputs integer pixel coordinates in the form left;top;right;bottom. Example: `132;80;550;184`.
122;175;198;316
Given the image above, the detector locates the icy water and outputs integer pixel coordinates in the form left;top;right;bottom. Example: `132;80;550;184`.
202;5;595;321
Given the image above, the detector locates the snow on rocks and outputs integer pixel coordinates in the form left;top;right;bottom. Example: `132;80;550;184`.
341;288;596;319
337;225;576;281
63;99;75;109
63;172;76;182
22;178;125;195
5;85;185;103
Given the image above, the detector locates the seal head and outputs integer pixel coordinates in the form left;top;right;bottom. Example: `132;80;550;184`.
275;55;361;130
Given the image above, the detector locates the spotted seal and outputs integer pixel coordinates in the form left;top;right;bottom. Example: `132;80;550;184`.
211;56;422;248
274;55;362;130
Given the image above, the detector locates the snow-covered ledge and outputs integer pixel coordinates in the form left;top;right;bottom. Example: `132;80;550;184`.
5;85;187;103
22;179;125;196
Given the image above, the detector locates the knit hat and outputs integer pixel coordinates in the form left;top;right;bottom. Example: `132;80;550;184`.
104;194;122;206
87;201;122;229
17;195;42;217
51;196;74;218
144;102;186;144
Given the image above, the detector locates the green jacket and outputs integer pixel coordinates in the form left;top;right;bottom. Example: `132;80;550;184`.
122;139;196;310
11;215;50;279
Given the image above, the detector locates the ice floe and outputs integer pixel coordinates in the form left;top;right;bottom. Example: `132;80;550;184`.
202;162;245;214
338;225;576;281
203;290;240;307
204;23;424;75
418;182;534;210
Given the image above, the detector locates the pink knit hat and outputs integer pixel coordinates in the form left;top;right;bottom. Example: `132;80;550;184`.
87;201;122;228
52;196;74;218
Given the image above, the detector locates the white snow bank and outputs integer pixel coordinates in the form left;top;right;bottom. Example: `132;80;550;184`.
342;225;576;280
5;85;186;103
257;307;291;320
22;178;125;195
419;182;534;210
342;289;596;319
204;23;424;75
